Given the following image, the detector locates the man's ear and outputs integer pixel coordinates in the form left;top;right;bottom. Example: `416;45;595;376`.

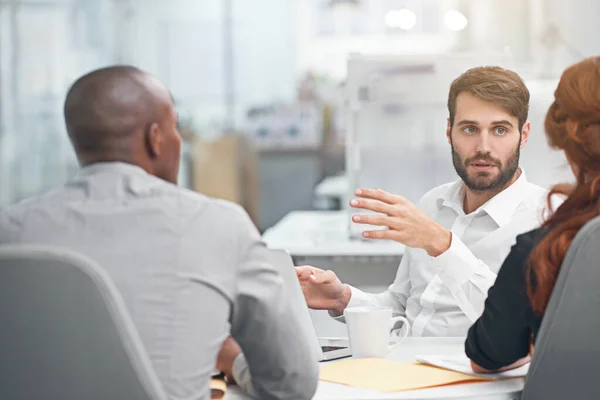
146;122;163;158
446;118;452;145
520;121;531;149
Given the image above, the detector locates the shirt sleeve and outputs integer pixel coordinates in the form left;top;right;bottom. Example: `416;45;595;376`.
465;230;539;370
231;354;257;398
349;249;410;313
329;251;411;332
431;233;502;322
228;206;319;400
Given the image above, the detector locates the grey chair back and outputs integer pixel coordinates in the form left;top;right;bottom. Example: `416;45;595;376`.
523;216;600;399
0;245;167;400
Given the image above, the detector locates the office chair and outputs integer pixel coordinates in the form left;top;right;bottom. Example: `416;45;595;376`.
0;245;167;400
523;216;600;399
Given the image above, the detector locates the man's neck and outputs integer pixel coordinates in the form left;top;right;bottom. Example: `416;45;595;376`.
463;168;522;214
79;152;152;175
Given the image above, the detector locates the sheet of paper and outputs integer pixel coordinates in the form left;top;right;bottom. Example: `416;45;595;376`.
416;355;530;379
319;358;490;392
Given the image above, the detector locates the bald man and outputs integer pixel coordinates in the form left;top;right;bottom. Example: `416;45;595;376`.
0;66;318;400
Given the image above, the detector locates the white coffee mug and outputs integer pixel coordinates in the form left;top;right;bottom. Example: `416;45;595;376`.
344;306;409;358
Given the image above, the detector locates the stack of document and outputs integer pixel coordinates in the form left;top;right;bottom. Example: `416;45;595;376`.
416;354;530;379
320;355;529;392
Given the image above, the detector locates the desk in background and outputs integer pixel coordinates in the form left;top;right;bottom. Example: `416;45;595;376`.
224;337;523;400
262;210;404;258
263;210;404;337
313;175;348;210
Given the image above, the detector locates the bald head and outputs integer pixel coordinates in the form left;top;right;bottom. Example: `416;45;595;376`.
64;65;182;183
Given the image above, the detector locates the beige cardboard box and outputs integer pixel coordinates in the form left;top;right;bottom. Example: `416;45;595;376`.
190;135;258;225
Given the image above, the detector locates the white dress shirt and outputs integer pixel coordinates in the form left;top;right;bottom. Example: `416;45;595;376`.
346;169;552;337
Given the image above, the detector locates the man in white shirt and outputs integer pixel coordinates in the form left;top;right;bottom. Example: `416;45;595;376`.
297;66;552;337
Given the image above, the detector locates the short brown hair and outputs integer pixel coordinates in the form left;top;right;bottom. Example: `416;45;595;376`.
447;66;530;130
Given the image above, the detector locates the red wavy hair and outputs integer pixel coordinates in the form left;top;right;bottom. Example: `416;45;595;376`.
528;56;600;315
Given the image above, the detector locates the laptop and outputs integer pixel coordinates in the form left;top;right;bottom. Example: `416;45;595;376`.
269;249;352;362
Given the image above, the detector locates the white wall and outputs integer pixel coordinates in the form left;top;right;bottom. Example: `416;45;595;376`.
466;0;533;63
542;0;600;76
522;79;574;189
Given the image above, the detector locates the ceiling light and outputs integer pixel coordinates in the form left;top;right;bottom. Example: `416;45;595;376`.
444;10;468;31
385;9;417;31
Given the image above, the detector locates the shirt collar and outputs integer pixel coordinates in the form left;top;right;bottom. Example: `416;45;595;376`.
436;180;464;215
436;168;530;227
77;162;150;178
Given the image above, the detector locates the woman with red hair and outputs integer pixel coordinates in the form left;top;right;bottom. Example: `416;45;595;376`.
466;56;600;372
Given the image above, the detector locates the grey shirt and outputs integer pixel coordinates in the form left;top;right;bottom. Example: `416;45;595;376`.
0;162;318;400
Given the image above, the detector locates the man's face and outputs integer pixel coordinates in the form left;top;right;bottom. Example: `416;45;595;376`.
447;92;529;192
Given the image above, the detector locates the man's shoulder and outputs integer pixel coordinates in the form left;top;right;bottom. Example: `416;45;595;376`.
1;181;249;226
523;180;549;196
417;181;457;208
1;187;64;222
175;186;249;221
174;188;258;257
519;181;554;210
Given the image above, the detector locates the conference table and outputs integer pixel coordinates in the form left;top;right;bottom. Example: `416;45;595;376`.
224;337;523;400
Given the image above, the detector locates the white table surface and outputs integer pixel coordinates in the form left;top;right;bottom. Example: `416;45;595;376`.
225;337;523;400
315;175;348;199
262;211;405;257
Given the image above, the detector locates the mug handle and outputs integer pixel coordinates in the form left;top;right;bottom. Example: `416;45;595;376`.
388;316;410;352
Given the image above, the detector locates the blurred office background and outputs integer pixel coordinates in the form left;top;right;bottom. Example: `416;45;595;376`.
0;0;598;232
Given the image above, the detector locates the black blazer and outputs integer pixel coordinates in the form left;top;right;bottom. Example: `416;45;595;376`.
465;228;546;370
